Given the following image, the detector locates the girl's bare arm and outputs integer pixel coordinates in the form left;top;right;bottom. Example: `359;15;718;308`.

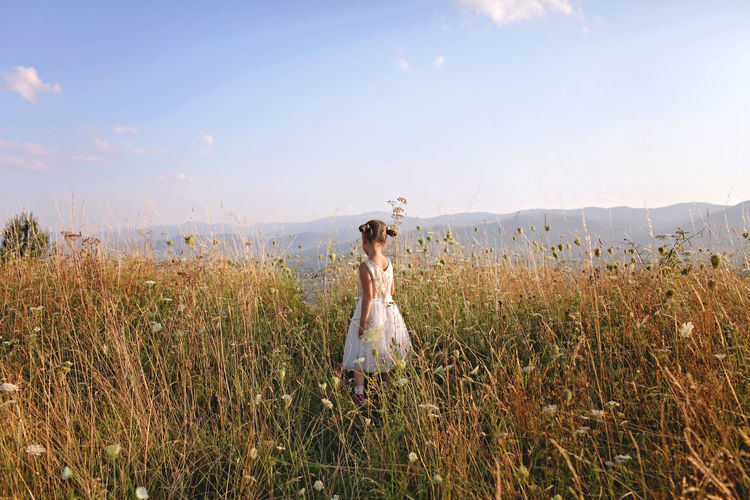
358;263;374;337
391;275;395;296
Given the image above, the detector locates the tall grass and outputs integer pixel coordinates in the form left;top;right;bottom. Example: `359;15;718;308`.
1;226;749;498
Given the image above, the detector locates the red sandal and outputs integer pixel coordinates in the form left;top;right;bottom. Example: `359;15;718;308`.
353;392;367;407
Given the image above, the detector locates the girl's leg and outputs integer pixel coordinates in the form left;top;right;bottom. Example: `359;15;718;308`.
353;369;365;388
352;369;367;406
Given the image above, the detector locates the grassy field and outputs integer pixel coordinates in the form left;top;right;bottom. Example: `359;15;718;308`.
1;229;749;499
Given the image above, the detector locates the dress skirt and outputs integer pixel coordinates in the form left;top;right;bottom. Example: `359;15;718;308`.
342;295;412;373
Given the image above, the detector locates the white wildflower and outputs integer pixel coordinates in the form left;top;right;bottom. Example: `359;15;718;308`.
0;383;19;393
433;365;445;374
469;365;480;375
575;426;590;434
254;393;262;405
364;418;371;425
715;353;727;360
419;403;439;411
314;480;324;491
318;382;327;391
408;452;418;463
354;357;366;366
321;398;333;409
521;365;534;373
104;443;121;460
249;447;258;459
491;432;509;442
25;444;46;456
298;488;305;496
61;466;73;480
161;297;172;302
360;327;383;342
135;486;149;499
433;473;443;484
281;394;292;402
144;280;156;286
150;322;162;333
604;401;620;409
614;454;631;464
590;409;605;419
177;304;186;313
542;404;558;415
29;306;44;313
331;495;339;500
679;322;694;338
605;460;615;468
396;377;408;387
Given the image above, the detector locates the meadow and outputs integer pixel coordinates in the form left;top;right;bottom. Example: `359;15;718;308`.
1;224;749;499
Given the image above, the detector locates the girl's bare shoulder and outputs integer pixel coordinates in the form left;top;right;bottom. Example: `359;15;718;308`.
359;261;373;277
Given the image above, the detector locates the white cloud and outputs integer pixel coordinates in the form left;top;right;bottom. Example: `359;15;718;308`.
434;55;445;68
196;134;214;155
124;144;145;155
21;142;54;156
0;154;50;171
2;66;63;103
159;172;190;182
92;137;117;152
0;138;105;170
92;137;165;155
114;125;139;134
398;59;411;71
0;139;53;164
68;155;105;163
456;0;574;25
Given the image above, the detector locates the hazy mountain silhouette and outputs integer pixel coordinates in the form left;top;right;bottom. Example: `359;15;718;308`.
79;201;749;269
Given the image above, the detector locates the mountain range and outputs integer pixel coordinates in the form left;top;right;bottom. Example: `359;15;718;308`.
55;201;750;269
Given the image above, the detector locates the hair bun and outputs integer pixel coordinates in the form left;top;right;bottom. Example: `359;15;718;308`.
358;223;367;233
386;228;397;237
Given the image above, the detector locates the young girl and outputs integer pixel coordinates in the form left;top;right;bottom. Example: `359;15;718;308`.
341;220;413;406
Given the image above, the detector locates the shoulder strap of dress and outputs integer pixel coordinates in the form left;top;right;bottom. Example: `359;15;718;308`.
363;259;378;280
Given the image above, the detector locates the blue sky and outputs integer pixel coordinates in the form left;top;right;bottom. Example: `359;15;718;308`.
2;0;749;229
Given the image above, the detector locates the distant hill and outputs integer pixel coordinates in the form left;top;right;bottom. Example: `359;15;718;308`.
55;201;750;269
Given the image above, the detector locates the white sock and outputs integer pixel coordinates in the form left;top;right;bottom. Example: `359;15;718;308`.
354;385;364;395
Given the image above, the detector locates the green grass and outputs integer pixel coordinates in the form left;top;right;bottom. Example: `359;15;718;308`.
1;234;749;498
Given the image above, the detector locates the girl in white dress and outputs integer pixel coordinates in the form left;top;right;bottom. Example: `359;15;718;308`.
341;219;413;406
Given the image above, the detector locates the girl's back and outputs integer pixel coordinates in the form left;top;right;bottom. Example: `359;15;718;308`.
360;257;392;300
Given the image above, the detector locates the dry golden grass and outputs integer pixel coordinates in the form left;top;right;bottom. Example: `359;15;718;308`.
1;232;749;498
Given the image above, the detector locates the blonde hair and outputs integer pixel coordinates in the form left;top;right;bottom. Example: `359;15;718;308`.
358;219;397;243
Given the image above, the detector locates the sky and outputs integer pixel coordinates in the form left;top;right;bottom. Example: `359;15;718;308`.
2;0;750;231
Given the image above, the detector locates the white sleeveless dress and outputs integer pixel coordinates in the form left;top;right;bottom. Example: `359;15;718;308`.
342;257;413;373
